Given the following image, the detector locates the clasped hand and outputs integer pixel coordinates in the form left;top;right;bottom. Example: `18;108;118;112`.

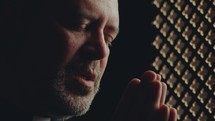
112;71;177;121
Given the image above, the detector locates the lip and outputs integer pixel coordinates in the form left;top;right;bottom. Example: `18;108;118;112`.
73;70;96;88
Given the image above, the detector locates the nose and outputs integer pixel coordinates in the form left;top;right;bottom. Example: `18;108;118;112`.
82;29;110;60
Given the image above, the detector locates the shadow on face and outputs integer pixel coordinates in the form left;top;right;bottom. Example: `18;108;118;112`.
0;0;119;118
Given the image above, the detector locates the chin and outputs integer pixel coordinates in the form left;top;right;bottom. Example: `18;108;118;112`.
61;90;96;116
50;76;100;118
37;88;97;119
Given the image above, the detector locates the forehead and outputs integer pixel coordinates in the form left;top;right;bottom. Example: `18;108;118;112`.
69;0;118;9
77;0;118;11
66;0;119;19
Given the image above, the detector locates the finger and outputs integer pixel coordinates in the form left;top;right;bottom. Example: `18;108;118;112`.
139;70;160;106
136;80;163;121
160;82;167;105
111;78;141;121
147;81;162;110
140;70;157;84
136;79;163;112
153;105;170;121
156;74;161;81
169;107;177;121
113;71;161;121
155;74;167;106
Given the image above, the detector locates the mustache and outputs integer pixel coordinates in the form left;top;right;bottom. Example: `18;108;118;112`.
65;60;99;74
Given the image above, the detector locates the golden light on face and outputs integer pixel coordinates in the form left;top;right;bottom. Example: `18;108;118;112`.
42;0;120;117
53;61;103;116
11;0;119;118
0;0;119;119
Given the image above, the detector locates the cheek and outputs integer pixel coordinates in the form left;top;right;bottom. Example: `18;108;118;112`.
100;55;109;72
18;21;69;76
61;30;85;66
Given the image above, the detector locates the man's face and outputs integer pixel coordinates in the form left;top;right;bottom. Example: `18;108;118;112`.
15;0;119;118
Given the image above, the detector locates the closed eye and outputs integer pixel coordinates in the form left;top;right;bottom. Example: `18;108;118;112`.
104;35;114;47
64;21;90;32
104;27;119;47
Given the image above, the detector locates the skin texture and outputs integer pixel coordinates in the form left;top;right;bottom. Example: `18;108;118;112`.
0;0;177;120
111;71;177;121
1;0;119;119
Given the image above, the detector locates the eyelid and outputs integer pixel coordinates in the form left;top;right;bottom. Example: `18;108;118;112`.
104;34;115;47
104;26;119;40
74;19;91;30
61;18;91;31
77;23;88;30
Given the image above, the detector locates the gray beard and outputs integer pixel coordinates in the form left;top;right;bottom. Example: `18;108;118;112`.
52;69;101;118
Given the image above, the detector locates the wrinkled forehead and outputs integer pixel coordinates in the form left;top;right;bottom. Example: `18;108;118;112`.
76;0;119;19
68;0;118;7
60;0;119;16
50;0;119;25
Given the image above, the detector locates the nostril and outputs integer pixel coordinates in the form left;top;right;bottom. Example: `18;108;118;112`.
81;40;110;60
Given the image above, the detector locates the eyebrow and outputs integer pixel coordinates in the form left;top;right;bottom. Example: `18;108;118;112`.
76;9;120;36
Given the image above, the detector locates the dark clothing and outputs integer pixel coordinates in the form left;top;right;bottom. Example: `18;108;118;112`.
1;99;33;121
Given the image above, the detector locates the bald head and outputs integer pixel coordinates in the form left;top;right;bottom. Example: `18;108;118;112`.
0;0;119;119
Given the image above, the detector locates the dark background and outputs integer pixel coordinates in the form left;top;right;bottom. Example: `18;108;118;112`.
73;0;157;121
0;0;158;120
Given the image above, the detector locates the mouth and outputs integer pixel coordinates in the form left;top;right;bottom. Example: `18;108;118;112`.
75;71;95;87
72;70;96;88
